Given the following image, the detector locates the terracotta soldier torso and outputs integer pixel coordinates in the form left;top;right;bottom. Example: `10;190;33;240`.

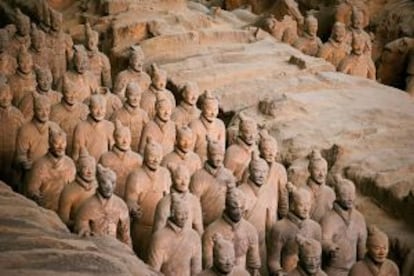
113;46;151;99
153;191;203;235
72;95;115;162
172;101;201;127
148;197;201;276
85;88;122;120
47;9;73;90
171;82;200;127
9;48;36;107
149;220;201;276
349;257;399;276
321;203;367;275
25;129;76;212
72;116;114;162
15;121;58;169
50;105;89;156
318;22;350;69
19;68;61;120
125;165;171;258
238;156;274;275
58;178;97;229
306;179;335;223
161;126;202;177
74;164;132;247
153;165;203;235
191;120;226;161
84;23;112;88
8;9;31;58
99;147;142;197
203;214;262;272
0;82;24;185
99;121;142;197
63;71;98;102
0;51;16;77
338;52;376;80
114;68;151;100
29;24;52;72
268;212;322;273
75;192;131;245
268;188;322;274
161;149;202;177
305;151;335;223
0;30;17;77
19;87;61;121
140;86;176;120
351;227;398;275
25;151;75;211
190;162;235;226
224;138;256;183
294;34;322;56
125;141;171;259
139;98;176;156
293;14;321;57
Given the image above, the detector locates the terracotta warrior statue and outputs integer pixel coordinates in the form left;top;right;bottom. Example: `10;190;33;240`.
239;153;275;274
50;78;89;156
268;187;322;275
59;148;97;230
190;138;236;227
19;66;61;120
258;129;289;219
305;150;335;223
110;82;149;152
161;125;202;177
29;24;52;72
0;80;24;187
25;127;76;212
171;81;201;127
99;120;142;197
199;233;250;276
349;225;399;276
153;164;203;235
318;22;350;69
338;33;376;80
224;113;258;182
293;14;322;57
8;9;31;58
321;175;367;276
189;90;226;162
148;194;202;275
74;164;132;247
15;95;60;186
47;8;73;90
140;63;176;120
72;94;114;162
84;22;112;88
63;45;99;102
85;86;122;120
202;186;261;275
288;236;327;276
125;139;171;259
346;8;372;57
139;97;176;156
0;29;17;77
9;46;36;107
113;45;151;100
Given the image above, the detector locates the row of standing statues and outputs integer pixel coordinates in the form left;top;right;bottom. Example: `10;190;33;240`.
0;5;401;276
264;7;376;81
